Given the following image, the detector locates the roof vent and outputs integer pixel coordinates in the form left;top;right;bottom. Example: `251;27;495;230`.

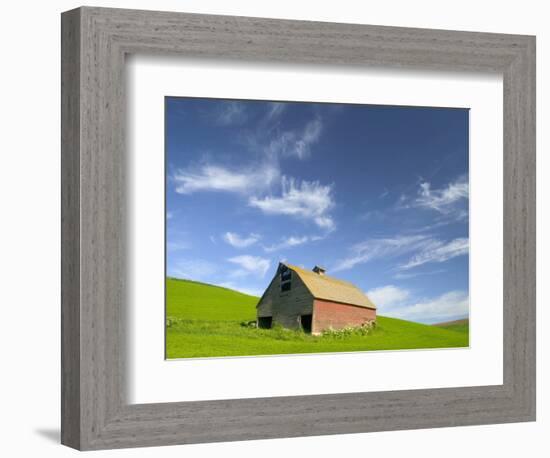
312;265;326;275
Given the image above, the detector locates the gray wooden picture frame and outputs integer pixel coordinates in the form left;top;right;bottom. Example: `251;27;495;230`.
61;6;536;451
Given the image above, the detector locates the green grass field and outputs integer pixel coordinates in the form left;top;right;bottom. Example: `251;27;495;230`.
433;318;469;334
166;277;469;359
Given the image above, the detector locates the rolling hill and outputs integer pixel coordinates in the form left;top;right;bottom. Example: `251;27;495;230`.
166;277;258;321
166;278;469;359
433;318;469;334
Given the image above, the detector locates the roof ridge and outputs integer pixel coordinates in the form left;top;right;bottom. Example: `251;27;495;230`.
287;263;354;283
284;263;376;310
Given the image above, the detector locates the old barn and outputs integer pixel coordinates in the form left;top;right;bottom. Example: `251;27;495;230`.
257;263;376;334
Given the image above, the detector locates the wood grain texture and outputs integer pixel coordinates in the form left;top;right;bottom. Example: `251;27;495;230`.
257;269;314;329
61;6;536;450
61;8;81;450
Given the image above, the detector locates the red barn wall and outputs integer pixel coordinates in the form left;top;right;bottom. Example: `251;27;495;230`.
313;299;376;334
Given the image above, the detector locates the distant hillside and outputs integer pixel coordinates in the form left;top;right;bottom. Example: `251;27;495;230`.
433;318;469;334
166;278;470;358
166;277;258;321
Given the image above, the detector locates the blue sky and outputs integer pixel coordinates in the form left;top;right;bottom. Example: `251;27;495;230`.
166;97;469;324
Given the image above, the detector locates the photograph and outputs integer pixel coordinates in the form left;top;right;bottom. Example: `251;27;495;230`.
165;97;470;359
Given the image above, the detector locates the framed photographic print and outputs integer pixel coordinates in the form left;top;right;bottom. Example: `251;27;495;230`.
164;97;471;359
61;6;536;450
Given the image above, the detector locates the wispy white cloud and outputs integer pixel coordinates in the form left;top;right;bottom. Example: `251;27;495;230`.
398;237;469;270
393;269;446;280
415;175;468;213
218;281;263;297
173;163;279;195
333;235;468;272
167;241;190;252
166;229;189;252
365;285;468;324
360;210;386;222
228;255;271;278
173;165;336;231
332;235;429;272
263;233;326;253
388;290;469;324
243;111;322;161
267;118;323;159
314;216;335;230
222;232;261;248
249;176;335;230
169;259;217;281
296;118;323;159
214;101;247;125
366;285;410;309
265;102;286;122
397;175;469;223
263;235;309;253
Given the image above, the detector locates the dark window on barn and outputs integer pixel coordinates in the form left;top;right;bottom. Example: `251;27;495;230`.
258;316;272;329
281;282;291;292
300;314;312;333
280;267;291;282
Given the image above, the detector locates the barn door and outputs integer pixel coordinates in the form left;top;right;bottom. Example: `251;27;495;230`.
300;314;312;333
258;316;272;329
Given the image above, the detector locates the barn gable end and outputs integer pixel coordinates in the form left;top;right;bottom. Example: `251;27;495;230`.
256;263;314;330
